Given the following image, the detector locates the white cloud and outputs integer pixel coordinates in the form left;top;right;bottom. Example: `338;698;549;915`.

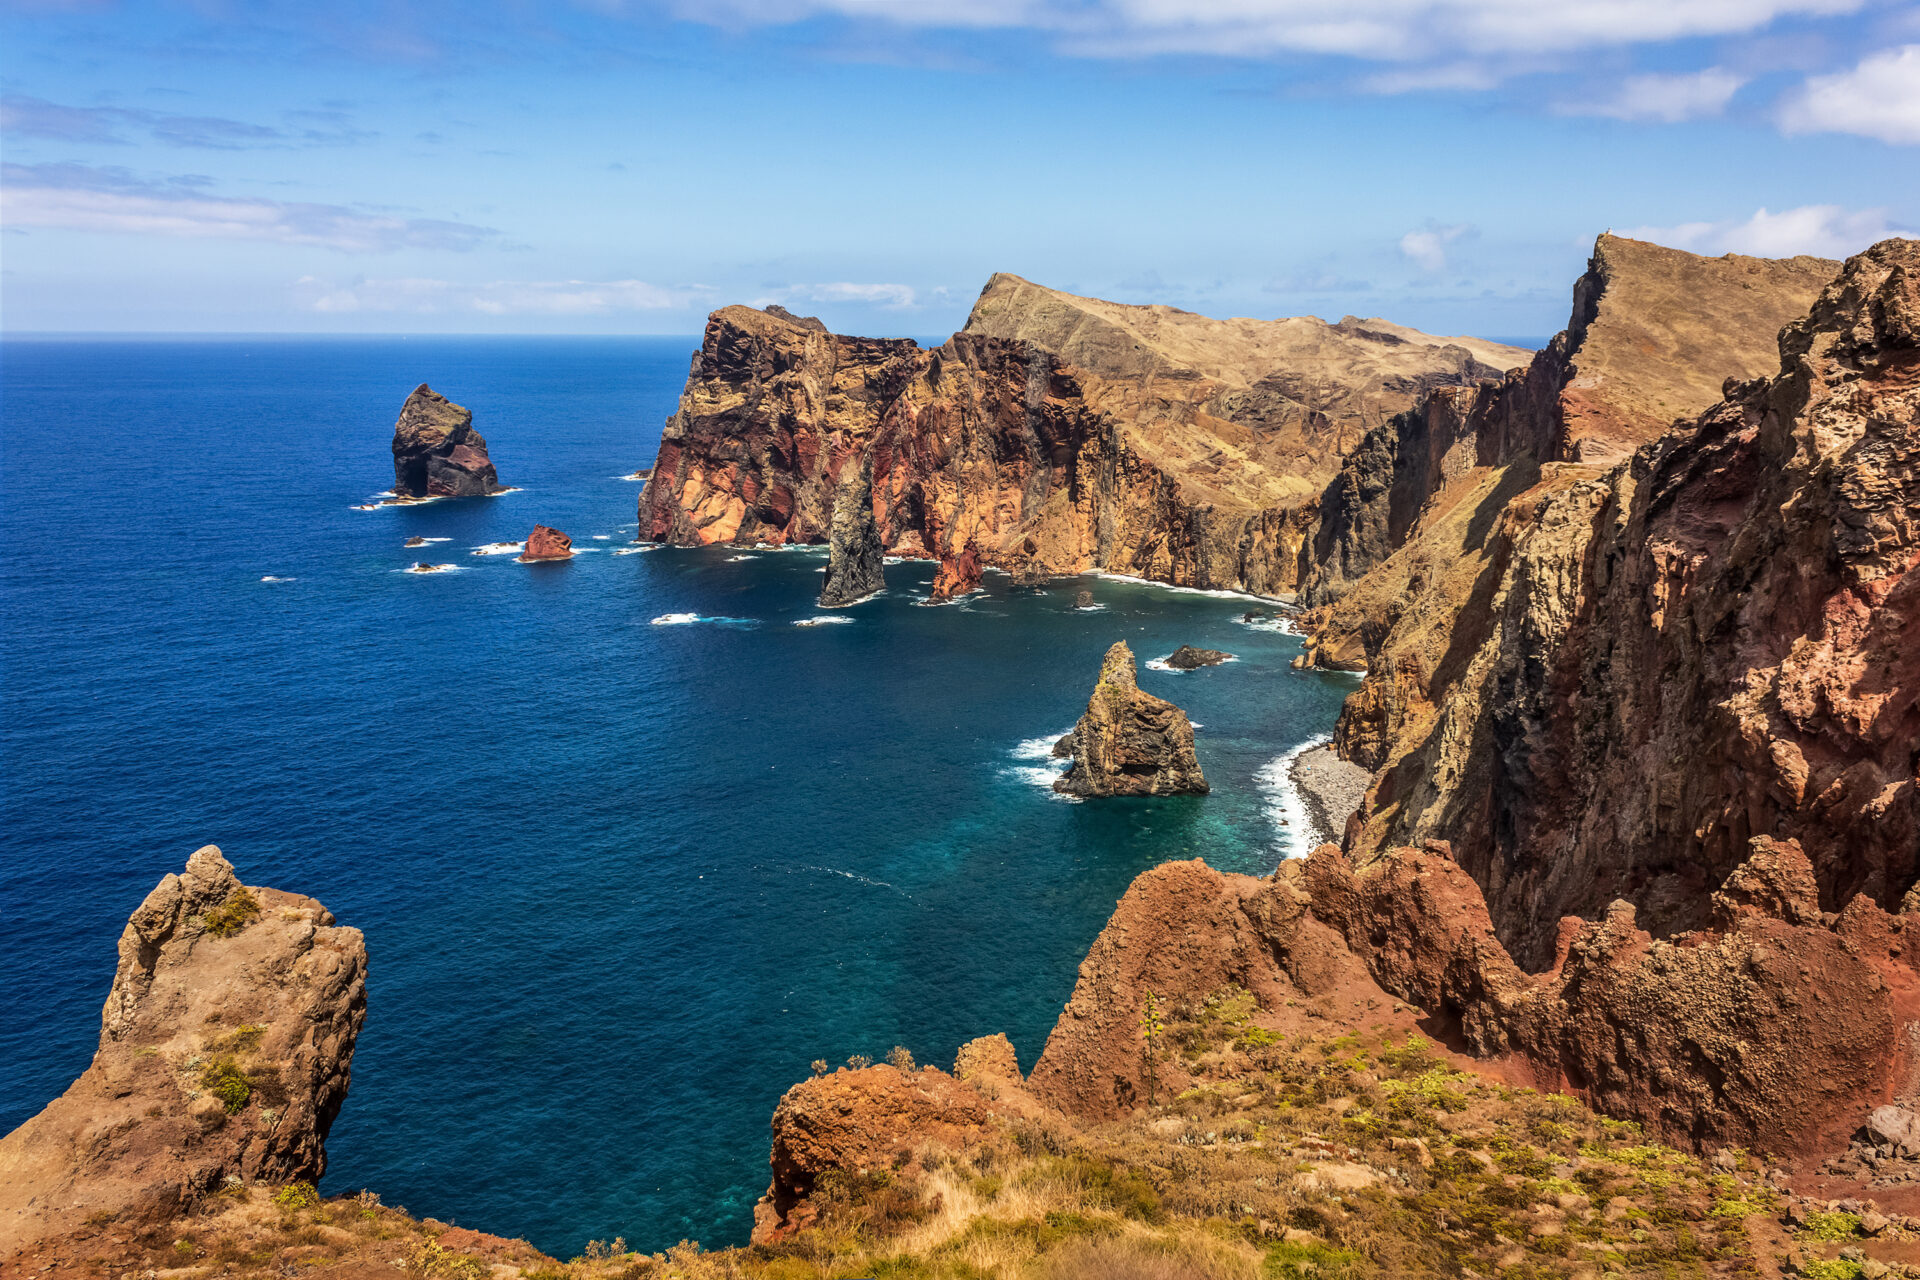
750;282;921;309
295;276;705;314
1399;223;1471;271
1;163;493;252
1559;67;1745;122
1778;44;1920;144
680;0;1862;63
1620;205;1910;258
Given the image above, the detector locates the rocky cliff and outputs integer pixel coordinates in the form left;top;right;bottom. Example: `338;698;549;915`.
638;283;1527;593
0;846;366;1255
1305;238;1916;970
391;384;504;499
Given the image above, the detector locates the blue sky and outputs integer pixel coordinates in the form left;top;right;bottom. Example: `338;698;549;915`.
2;0;1916;336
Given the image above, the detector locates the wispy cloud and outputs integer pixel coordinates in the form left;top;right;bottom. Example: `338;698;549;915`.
1620;205;1909;258
0;163;497;252
0;94;373;149
1399;223;1471;271
679;0;1863;64
1777;45;1920;144
1557;67;1745;122
754;281;921;309
295;276;707;314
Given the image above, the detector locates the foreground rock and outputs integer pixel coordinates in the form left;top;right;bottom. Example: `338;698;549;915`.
1162;644;1231;669
518;525;573;561
390;384;503;499
817;455;885;607
1055;642;1207;797
0;846;366;1255
638;286;1526;593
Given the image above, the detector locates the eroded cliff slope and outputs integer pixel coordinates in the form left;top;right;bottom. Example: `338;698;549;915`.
638;285;1526;593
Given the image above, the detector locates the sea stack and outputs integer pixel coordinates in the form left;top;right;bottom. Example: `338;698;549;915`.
0;846;367;1252
390;384;503;499
1055;641;1208;797
928;544;983;603
818;456;884;607
519;525;573;562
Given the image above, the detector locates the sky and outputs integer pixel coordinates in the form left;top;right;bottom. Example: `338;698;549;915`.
2;0;1917;337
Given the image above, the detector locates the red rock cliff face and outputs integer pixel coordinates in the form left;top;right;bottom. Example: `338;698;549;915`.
639;286;1525;594
1320;239;1918;970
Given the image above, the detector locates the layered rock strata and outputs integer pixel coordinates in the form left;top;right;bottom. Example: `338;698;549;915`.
817;455;885;607
1055;642;1208;797
0;846;366;1252
390;384;503;499
1306;238;1918;968
638;285;1526;593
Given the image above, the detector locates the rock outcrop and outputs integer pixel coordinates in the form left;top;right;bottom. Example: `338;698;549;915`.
519;525;573;561
638;286;1525;593
818;454;886;607
1303;238;1917;968
1162;645;1231;669
390;384;503;499
1055;642;1208;797
927;543;982;603
0;847;366;1255
1029;838;1914;1157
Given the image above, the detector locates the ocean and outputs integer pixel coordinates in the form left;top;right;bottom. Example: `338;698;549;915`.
0;336;1355;1255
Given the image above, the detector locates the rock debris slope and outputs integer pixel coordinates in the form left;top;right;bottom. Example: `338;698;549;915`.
0;846;366;1254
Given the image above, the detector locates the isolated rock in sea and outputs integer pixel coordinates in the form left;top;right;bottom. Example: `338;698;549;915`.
1074;590;1095;609
404;535;427;548
1163;645;1232;669
0;846;366;1253
1055;642;1208;797
390;384;503;499
928;543;983;603
638;286;1526;593
519;525;573;562
818;455;885;607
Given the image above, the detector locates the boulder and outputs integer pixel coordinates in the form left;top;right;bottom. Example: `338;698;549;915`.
519;525;573;562
390;384;502;499
1163;645;1233;670
1055;642;1208;797
0;847;367;1255
818;455;885;607
1865;1107;1920;1157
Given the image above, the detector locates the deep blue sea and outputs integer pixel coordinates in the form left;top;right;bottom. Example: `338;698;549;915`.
0;336;1356;1256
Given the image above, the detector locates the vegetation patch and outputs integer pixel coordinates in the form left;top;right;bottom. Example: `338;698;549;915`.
201;887;261;938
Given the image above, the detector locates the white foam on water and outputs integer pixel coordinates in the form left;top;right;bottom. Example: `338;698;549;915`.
350;504;381;511
615;472;649;481
793;865;911;898
1069;602;1109;612
1257;733;1333;861
1144;658;1178;673
793;616;855;627
260;576;294;583
1090;571;1295;606
612;546;656;556
471;542;525;556
650;613;758;627
1012;730;1075;761
412;537;452;544
397;563;464;575
1004;730;1079;799
726;554;756;562
592;535;611;540
1234;615;1294;634
484;487;523;497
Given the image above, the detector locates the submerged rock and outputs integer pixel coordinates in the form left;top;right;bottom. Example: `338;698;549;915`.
818;456;885;607
1163;645;1233;669
1055;642;1208;797
0;846;366;1251
390;384;503;499
519;525;573;562
928;544;983;603
404;535;427;548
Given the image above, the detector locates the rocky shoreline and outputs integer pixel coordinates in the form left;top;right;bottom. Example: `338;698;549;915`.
1287;743;1372;847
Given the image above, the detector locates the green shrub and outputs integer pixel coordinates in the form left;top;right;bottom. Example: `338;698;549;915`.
202;887;261;938
1236;1027;1279;1051
200;1057;251;1113
1263;1239;1369;1279
1798;1211;1862;1241
272;1182;319;1211
1800;1260;1864;1280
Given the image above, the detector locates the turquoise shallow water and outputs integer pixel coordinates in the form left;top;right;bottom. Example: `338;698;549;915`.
0;336;1354;1255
